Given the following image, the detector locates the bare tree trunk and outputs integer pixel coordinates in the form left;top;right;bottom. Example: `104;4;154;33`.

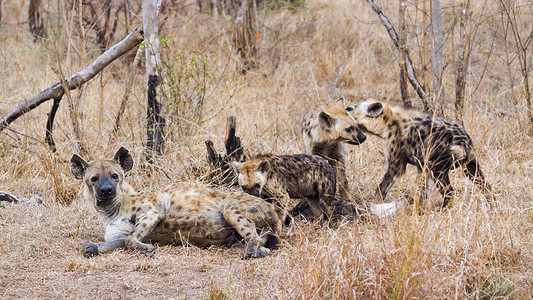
430;0;444;113
143;0;165;162
398;0;410;107
365;0;429;110
28;0;46;41
455;0;470;124
234;0;258;74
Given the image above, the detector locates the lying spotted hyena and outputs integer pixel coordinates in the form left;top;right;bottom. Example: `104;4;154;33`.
347;99;495;209
70;147;282;258
231;153;406;224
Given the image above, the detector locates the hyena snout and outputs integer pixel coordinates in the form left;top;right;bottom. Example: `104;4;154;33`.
96;178;117;200
347;128;366;145
242;185;262;198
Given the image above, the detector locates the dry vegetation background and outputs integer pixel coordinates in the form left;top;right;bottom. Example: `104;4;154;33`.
0;0;532;298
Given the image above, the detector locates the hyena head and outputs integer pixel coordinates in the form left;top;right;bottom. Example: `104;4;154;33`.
70;147;133;204
230;158;271;198
318;98;366;145
346;99;392;138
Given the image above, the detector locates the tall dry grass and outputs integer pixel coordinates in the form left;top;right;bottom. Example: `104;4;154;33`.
0;0;532;298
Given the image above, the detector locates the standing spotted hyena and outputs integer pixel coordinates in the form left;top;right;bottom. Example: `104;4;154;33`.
70;147;282;259
302;99;366;199
347;99;495;209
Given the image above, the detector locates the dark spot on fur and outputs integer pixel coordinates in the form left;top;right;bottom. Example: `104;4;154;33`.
250;207;258;213
164;222;170;229
245;232;251;237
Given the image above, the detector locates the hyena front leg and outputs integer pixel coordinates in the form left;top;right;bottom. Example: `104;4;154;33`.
82;239;126;257
124;208;163;256
376;162;405;202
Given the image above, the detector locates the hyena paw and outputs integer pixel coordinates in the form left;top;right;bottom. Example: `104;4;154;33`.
243;246;270;259
81;242;99;257
138;244;156;257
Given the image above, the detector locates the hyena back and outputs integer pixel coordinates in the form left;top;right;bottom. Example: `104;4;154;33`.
70;147;281;259
302;99;366;198
347;99;495;209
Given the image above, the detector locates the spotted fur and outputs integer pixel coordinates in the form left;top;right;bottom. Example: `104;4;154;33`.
231;154;342;223
70;147;281;259
302;99;366;199
347;99;495;209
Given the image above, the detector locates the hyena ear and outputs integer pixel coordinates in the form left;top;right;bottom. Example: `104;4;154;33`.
318;111;336;129
113;147;134;173
257;160;270;173
366;102;384;117
229;161;243;174
70;154;89;180
335;97;345;106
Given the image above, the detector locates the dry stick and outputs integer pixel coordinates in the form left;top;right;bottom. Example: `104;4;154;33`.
365;0;429;111
44;96;62;152
109;46;144;145
0;29;143;131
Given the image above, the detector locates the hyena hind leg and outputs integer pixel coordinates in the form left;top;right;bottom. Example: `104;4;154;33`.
463;159;496;205
223;201;281;259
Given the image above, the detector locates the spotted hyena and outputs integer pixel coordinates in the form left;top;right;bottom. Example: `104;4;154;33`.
231;153;407;224
346;99;495;209
302;98;366;199
231;154;339;223
70;147;282;259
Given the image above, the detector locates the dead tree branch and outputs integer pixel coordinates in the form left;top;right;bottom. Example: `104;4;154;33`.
205;115;246;186
0;29;143;131
365;0;429;110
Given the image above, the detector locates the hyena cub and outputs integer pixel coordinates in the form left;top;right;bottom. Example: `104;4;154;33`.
302;99;366;199
231;153;407;223
347;99;495;209
231;154;339;223
70;147;282;259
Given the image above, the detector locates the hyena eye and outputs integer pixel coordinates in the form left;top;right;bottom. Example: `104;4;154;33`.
111;173;119;180
90;175;98;183
345;126;354;133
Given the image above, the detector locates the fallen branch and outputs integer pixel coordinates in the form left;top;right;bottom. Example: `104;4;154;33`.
365;0;429;110
0;29;144;130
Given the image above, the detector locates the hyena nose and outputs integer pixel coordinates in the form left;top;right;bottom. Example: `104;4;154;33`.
357;133;366;143
97;180;116;200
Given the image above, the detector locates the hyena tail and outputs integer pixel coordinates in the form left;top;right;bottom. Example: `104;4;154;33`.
369;197;408;218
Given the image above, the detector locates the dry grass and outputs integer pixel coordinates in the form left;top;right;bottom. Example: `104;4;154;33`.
1;0;532;298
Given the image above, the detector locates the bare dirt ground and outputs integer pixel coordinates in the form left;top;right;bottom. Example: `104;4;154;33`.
1;0;532;298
